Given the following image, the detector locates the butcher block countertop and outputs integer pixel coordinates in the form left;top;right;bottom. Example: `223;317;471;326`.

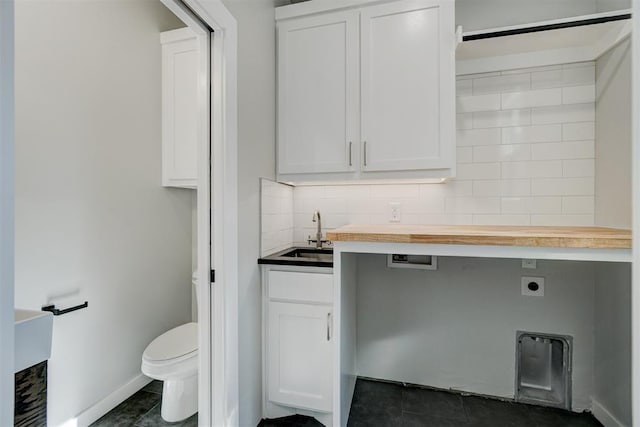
326;224;632;249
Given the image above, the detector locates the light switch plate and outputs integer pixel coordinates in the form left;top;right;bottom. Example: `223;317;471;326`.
522;259;537;269
389;202;401;222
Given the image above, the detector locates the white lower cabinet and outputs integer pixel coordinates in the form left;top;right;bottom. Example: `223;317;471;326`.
263;267;334;423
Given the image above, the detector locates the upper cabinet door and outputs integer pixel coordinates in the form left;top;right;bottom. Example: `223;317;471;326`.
161;28;199;188
278;11;359;175
360;0;455;172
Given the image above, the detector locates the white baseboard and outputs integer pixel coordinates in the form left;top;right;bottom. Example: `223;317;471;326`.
592;398;627;427
58;374;153;427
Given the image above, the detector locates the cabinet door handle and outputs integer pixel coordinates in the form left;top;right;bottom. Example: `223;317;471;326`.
349;141;352;167
327;312;332;341
363;141;367;167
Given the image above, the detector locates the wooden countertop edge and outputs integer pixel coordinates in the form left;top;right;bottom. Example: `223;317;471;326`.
326;227;632;249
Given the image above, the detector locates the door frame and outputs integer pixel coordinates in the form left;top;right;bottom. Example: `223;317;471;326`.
0;1;15;426
161;1;238;426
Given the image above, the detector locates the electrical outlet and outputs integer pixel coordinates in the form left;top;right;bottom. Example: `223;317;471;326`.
522;259;537;269
521;276;544;297
389;202;401;222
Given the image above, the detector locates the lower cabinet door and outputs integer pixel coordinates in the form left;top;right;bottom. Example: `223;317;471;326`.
267;301;333;412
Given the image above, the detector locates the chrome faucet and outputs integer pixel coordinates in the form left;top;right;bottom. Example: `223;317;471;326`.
308;210;331;248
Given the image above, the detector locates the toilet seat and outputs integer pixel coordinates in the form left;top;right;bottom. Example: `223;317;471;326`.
142;322;198;380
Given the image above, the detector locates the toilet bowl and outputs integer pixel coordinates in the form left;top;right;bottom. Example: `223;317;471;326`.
141;272;199;422
142;322;198;422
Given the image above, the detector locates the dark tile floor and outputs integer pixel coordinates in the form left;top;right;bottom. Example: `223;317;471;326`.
90;380;197;427
347;379;603;427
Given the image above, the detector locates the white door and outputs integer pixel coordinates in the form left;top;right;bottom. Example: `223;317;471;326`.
267;301;333;412
277;10;359;175
360;0;455;172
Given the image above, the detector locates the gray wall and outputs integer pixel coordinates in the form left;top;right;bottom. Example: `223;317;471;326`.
356;255;596;410
594;263;631;426
455;0;596;31
595;0;631;11
0;1;15;424
14;2;191;425
221;0;278;425
595;40;632;229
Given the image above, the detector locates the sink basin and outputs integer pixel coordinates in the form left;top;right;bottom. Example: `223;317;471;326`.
15;309;53;373
281;247;333;262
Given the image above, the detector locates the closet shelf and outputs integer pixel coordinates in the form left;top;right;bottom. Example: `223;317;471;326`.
456;10;632;75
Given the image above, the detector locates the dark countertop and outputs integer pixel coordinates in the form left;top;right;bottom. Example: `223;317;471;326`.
258;246;333;268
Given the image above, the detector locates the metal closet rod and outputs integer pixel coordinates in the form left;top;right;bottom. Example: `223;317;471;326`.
462;12;632;41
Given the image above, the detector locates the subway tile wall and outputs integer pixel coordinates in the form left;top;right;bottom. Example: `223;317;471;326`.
260;179;294;257
292;62;596;245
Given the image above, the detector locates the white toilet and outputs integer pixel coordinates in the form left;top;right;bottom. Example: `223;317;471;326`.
141;272;199;422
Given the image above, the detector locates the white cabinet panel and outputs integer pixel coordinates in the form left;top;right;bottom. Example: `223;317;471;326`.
267;301;333;412
278;11;359;175
268;270;333;304
361;0;455;172
161;28;198;188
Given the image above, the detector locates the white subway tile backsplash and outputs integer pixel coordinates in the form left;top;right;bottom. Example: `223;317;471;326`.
473;109;531;128
473;73;531;95
531;214;594;226
531;177;594;196
370;184;420;199
457;94;501;113
457;128;501;146
501;88;561;109
423;181;473;197
261;179;294;256
531;65;594;89
456;79;473;96
457;113;473;130
562;159;595;177
446;197;501;214
457;147;473;163
502;65;561;75
562;196;595;214
563;122;595;141
473;144;531;163
562;85;595;104
457;163;501;180
501;124;562;144
531;103;595;124
530;141;594;160
501;197;561;214
473;179;530;197
502;161;562;179
472;214;531;225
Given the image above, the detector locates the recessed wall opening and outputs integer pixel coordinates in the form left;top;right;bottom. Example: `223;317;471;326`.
516;331;573;410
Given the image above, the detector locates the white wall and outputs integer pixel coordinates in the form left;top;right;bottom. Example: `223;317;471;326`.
356;255;596;411
294;62;597;244
0;1;15;424
456;0;596;31
14;2;192;425
220;0;278;425
592;37;632;427
593;263;631;426
595;40;632;229
595;0;631;11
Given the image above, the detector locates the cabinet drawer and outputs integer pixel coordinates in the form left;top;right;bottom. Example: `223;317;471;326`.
268;270;333;304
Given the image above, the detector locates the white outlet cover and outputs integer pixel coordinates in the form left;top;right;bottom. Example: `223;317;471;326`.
521;276;544;297
389;202;401;222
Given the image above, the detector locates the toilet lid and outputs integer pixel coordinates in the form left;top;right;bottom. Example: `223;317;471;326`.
143;322;198;362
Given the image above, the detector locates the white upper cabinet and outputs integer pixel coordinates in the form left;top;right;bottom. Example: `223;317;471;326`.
278;11;359;175
276;0;456;183
161;28;198;189
360;0;455;173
